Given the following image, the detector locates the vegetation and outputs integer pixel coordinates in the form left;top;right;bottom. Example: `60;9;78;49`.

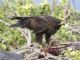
0;0;80;60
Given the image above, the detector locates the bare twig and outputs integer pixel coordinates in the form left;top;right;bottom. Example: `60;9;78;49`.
65;24;80;34
63;11;71;20
0;19;11;26
63;0;71;20
9;46;16;52
17;28;32;46
26;28;32;46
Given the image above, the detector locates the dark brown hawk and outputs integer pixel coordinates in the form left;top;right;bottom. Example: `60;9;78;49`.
10;15;64;45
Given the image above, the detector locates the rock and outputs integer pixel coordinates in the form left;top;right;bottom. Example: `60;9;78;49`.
0;51;24;60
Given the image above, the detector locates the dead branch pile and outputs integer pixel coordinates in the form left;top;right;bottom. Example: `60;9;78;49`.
1;41;80;60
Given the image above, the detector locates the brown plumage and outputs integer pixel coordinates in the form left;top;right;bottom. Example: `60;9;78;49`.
10;15;64;45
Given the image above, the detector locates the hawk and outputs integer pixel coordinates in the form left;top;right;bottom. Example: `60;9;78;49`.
10;15;64;46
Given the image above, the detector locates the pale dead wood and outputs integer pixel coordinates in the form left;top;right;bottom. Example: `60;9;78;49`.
17;28;32;46
65;24;80;34
0;19;11;26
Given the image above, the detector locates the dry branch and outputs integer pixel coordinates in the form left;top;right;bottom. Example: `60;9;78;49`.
0;19;11;26
65;24;80;34
17;28;32;46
